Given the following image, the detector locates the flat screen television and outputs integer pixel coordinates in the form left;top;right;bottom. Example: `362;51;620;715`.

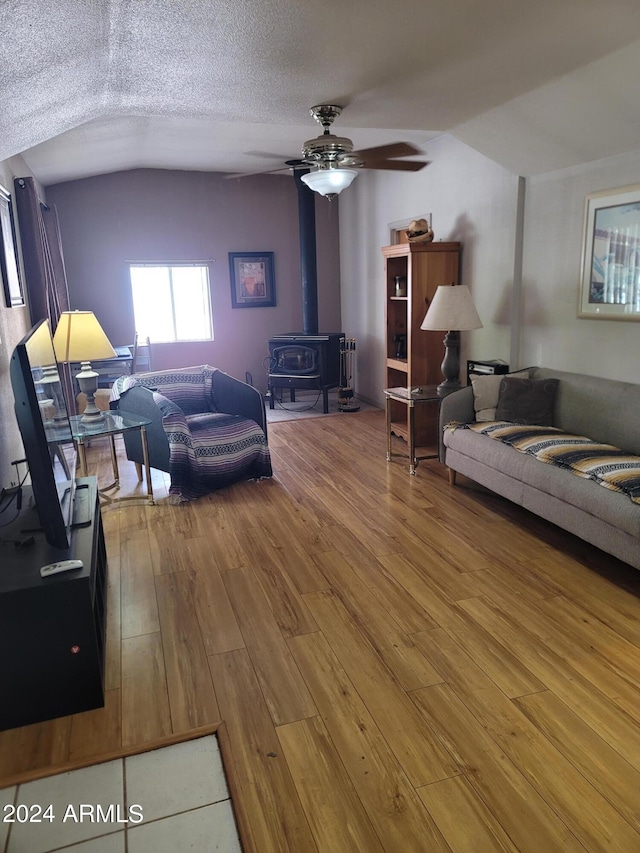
10;318;79;550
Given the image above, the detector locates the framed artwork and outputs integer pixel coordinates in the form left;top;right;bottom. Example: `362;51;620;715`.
229;252;276;308
579;184;640;320
0;184;24;307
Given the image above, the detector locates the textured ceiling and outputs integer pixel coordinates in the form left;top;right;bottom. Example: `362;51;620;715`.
3;0;640;185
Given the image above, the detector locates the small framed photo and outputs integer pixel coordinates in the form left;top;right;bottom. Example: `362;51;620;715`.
229;252;276;308
0;184;24;307
579;184;640;320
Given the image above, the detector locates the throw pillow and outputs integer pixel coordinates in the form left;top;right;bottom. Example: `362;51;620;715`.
471;374;504;421
470;368;534;421
495;377;559;426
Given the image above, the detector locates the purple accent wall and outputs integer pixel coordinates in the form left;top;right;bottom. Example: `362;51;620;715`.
46;169;341;393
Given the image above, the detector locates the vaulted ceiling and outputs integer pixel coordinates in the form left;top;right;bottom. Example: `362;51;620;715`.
3;0;640;185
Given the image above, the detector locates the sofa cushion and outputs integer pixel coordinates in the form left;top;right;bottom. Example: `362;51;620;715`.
495;377;559;426
444;424;528;481
446;425;640;538
470;422;640;504
521;453;640;538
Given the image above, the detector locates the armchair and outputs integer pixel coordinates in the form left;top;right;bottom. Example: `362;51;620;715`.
111;365;272;501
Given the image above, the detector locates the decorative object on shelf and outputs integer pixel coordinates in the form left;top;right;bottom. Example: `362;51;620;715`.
407;218;434;243
388;214;432;245
420;284;483;395
53;311;117;422
229;252;276;308
0;183;24;307
579;183;640;320
394;276;407;297
393;334;407;359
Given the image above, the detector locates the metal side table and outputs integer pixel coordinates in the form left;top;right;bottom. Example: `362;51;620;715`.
384;385;443;475
69;411;154;505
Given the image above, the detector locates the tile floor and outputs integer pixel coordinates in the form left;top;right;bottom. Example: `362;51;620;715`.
0;735;241;852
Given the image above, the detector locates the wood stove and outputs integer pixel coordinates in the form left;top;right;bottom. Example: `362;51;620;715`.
266;173;346;413
267;333;345;414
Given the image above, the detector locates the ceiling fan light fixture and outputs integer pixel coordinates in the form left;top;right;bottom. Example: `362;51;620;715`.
300;167;358;198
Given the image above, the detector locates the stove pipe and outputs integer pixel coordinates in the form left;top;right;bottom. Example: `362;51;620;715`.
294;170;319;335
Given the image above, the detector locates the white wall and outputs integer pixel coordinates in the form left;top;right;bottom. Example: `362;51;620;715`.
340;132;640;407
521;150;640;381
339;134;520;406
47;169;341;395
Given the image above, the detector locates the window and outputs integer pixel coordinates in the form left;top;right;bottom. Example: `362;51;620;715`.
129;263;213;342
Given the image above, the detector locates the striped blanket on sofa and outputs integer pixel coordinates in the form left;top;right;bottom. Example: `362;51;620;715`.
461;422;640;505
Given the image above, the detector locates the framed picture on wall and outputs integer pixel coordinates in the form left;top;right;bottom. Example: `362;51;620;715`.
579;183;640;320
0;184;24;307
229;252;276;308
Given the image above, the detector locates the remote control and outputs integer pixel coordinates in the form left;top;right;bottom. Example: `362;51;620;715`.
40;559;84;577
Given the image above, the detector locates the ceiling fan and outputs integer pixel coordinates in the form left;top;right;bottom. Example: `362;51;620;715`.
227;105;429;198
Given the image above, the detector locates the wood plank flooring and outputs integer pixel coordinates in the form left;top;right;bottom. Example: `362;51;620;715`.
2;409;640;852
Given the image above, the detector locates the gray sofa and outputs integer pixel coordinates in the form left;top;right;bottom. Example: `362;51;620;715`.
439;367;640;570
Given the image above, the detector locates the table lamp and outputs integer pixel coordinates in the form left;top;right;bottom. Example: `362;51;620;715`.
23;318;68;425
420;284;483;395
53;310;117;422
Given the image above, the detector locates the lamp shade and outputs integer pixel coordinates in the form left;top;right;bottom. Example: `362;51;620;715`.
53;311;117;363
300;167;358;198
420;284;483;331
26;318;58;368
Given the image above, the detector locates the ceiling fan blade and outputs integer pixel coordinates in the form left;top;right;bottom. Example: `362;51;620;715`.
244;150;292;161
224;165;292;179
360;159;429;172
351;141;423;160
223;154;312;180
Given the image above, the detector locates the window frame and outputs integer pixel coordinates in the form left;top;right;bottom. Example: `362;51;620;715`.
128;261;214;343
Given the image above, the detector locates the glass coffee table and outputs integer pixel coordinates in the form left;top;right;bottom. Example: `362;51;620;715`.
69;410;154;504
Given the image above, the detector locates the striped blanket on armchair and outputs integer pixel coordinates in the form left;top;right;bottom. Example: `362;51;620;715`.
112;366;272;501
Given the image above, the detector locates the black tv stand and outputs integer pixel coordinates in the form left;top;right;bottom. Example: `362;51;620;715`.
0;477;107;731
